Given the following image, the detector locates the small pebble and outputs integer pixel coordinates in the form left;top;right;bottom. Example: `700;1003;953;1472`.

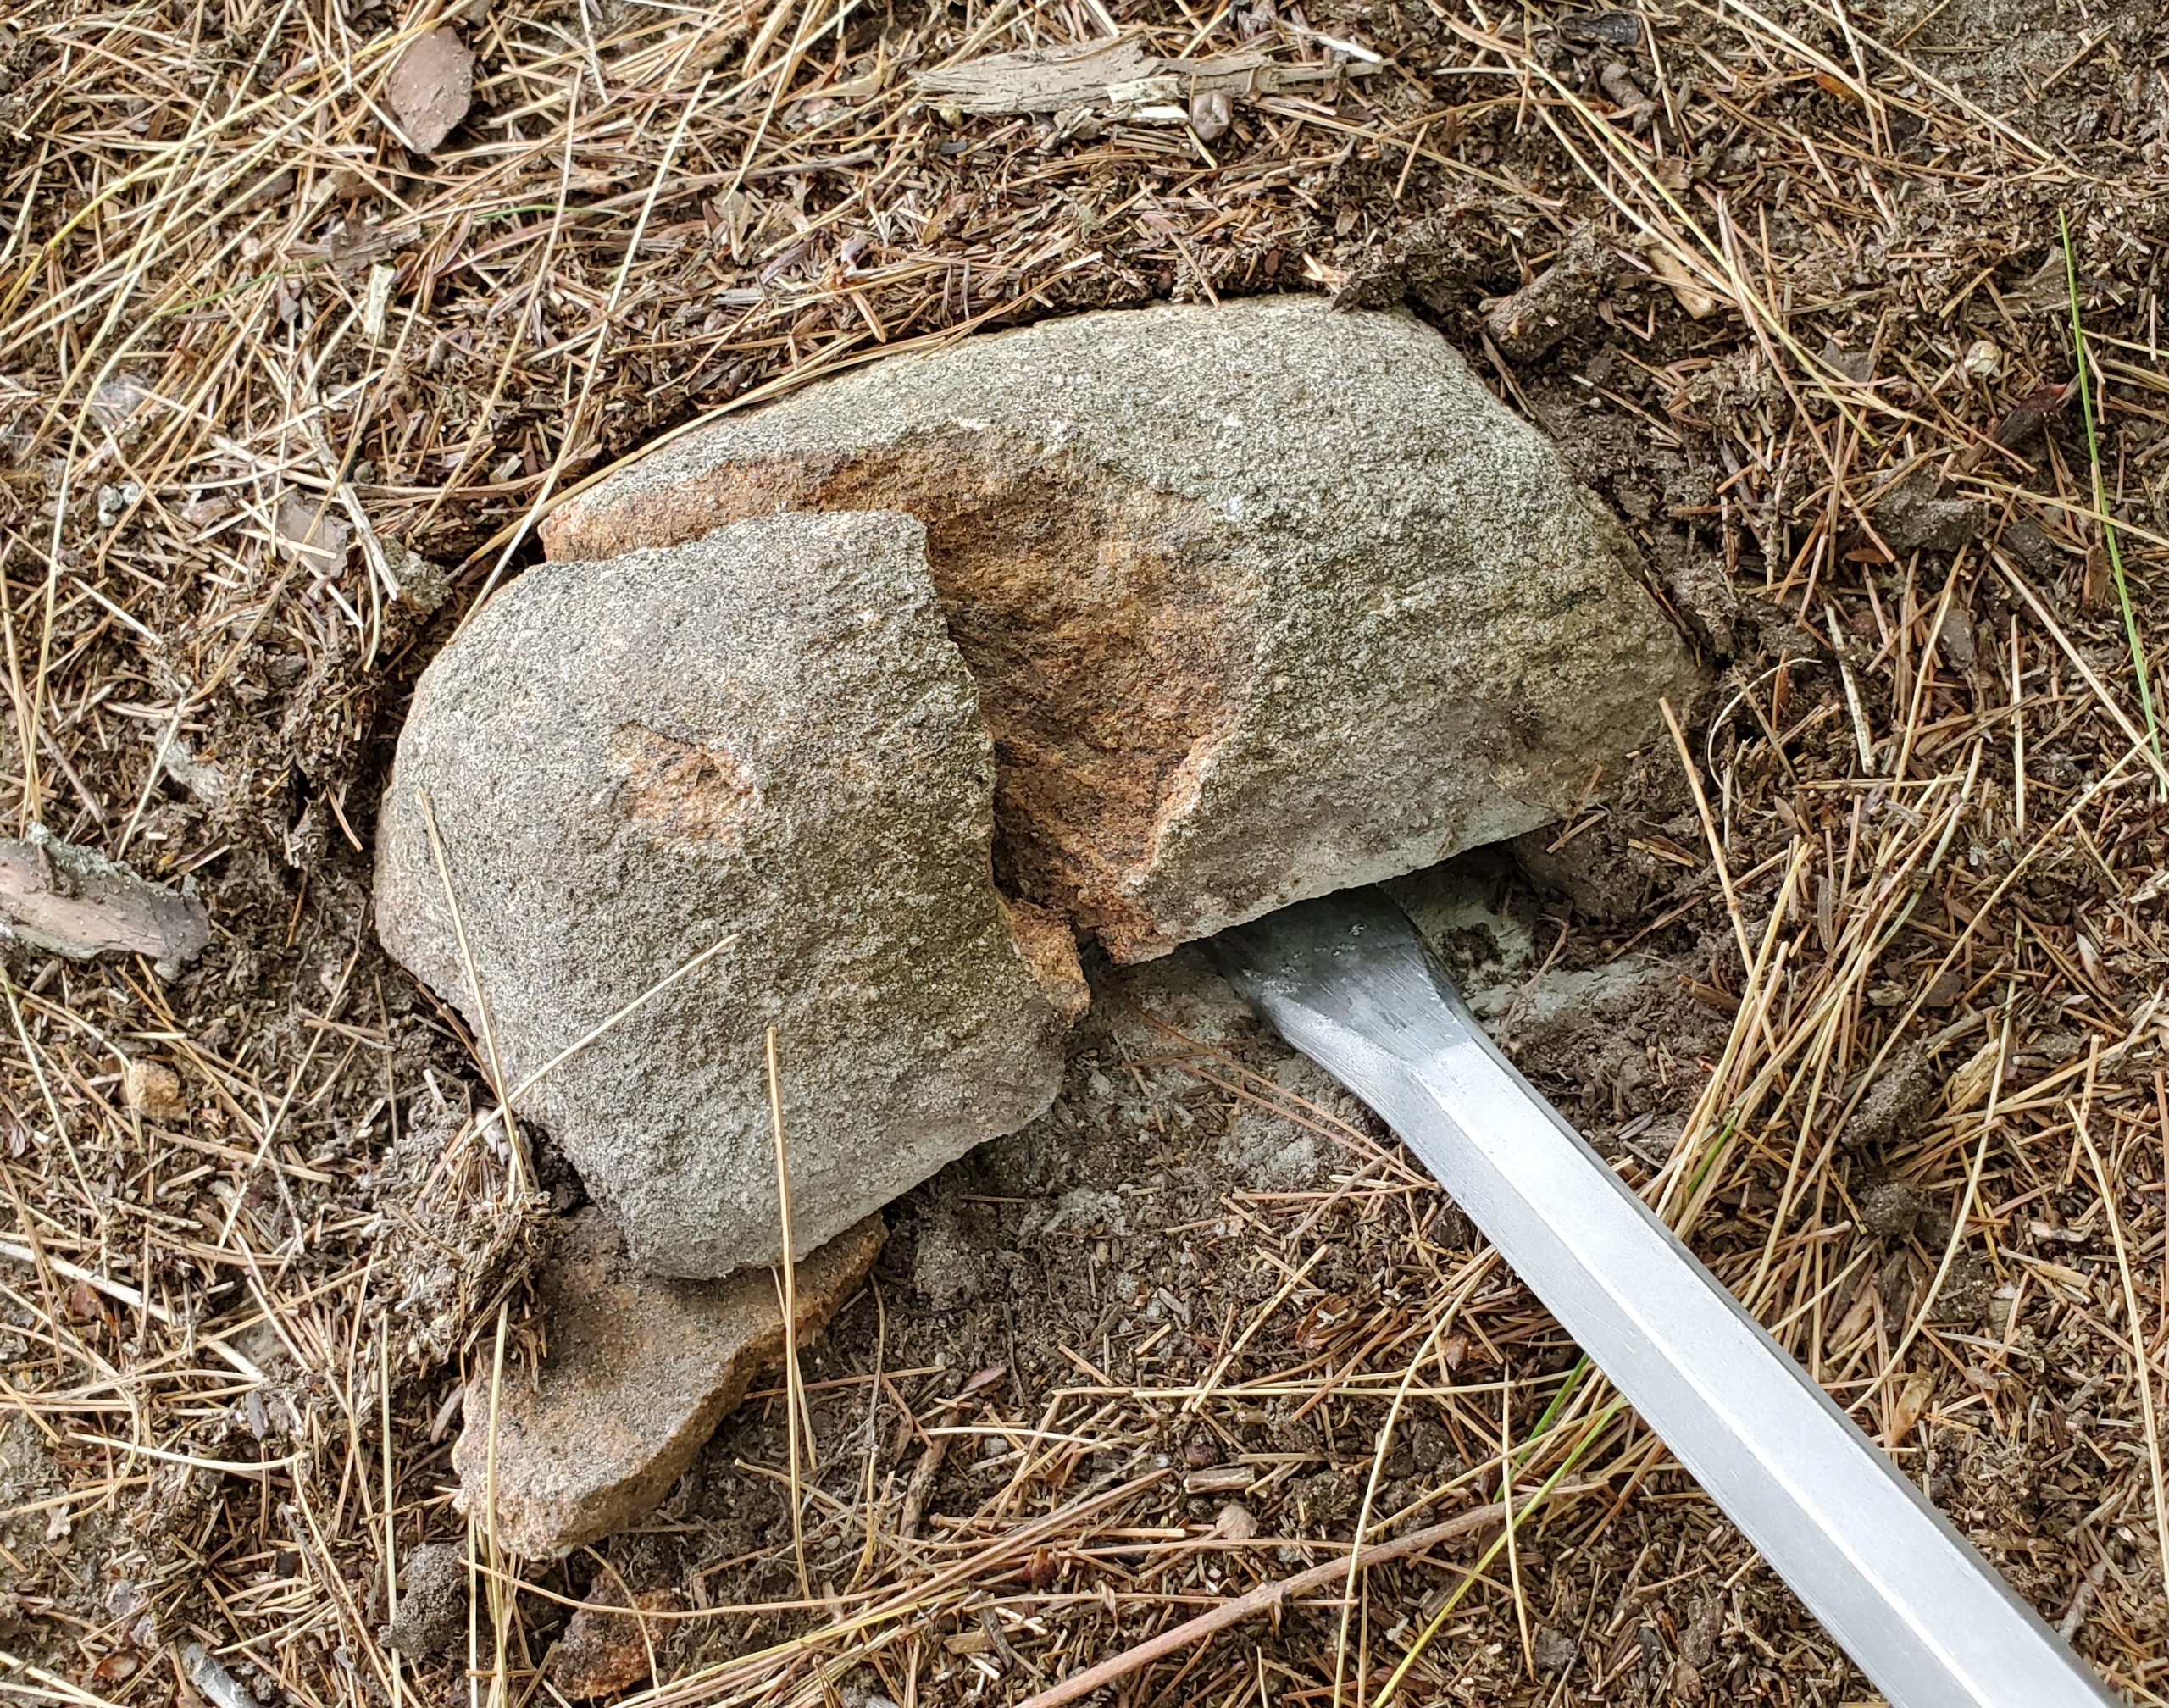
124;1060;185;1121
1214;1501;1258;1543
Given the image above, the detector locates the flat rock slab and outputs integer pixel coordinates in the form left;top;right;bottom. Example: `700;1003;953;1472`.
377;510;1080;1278
453;1211;884;1559
544;295;1701;962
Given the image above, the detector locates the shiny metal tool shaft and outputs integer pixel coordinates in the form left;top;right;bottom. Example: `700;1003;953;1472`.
1209;889;2116;1708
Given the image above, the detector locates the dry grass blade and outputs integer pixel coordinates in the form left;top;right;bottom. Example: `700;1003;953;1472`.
3;0;2166;1701
764;1026;811;1603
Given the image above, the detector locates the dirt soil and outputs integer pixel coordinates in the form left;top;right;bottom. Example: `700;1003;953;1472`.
5;0;2169;1702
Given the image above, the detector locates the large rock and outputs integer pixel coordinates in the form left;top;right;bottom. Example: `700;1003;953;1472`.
452;1210;885;1559
543;295;1701;962
377;511;1081;1278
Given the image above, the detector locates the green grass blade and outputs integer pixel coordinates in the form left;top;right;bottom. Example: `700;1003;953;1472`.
2061;211;2162;785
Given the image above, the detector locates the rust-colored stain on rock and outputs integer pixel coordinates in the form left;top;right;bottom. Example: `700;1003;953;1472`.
558;435;1250;960
999;893;1091;1023
609;723;760;847
535;300;1701;972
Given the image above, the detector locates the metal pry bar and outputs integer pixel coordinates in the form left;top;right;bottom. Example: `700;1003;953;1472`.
1209;889;2117;1708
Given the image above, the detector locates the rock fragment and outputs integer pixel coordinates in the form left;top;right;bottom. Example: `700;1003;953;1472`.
272;492;350;574
1872;471;1980;555
158;735;232;809
1839;1045;1941;1151
386;27;474;155
1213;1500;1259;1542
1534;1623;1581;1673
377;510;1079;1278
179;1644;262;1708
123;1059;185;1120
1859;1178;1945;1245
0;827;210;974
452;1211;883;1559
552;1589;674;1698
1190;90;1232;141
542;296;1700;962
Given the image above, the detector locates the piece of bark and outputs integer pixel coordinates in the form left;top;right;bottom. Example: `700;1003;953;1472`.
1990;380;2075;452
1486;224;1608;362
1956;379;2076;474
1558;10;1644;47
1644;244;1721;319
915;35;1369;121
0;829;210;976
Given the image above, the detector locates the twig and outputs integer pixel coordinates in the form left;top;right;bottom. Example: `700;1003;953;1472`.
1017;1492;1593;1708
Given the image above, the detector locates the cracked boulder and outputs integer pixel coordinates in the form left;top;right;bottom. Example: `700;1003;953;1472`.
377;510;1082;1278
452;1209;883;1559
544;294;1701;962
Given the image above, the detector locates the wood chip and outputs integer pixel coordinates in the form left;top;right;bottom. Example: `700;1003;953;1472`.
1886;1369;1936;1443
1644;244;1722;319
